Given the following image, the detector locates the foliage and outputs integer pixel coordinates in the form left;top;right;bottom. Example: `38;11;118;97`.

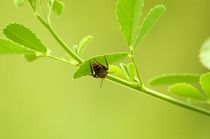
200;37;210;70
149;41;210;104
0;39;38;54
3;23;49;61
14;0;25;7
168;83;204;100
149;73;200;85
0;0;208;116
116;0;144;46
133;5;166;48
116;0;166;49
49;0;64;15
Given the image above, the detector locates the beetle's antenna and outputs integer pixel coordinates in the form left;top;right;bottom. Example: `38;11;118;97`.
104;55;108;69
108;71;116;74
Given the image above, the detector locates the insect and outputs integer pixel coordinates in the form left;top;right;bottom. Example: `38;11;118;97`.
89;55;109;88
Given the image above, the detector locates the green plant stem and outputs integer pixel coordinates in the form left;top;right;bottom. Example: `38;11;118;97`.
47;2;52;23
36;15;83;64
131;56;143;86
48;55;72;65
107;74;140;90
38;0;48;22
36;12;210;117
130;48;143;86
107;74;210;116
47;53;210;116
142;87;210;116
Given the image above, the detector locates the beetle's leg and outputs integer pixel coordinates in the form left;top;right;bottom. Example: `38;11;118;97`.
93;58;102;65
100;79;104;88
89;60;94;76
89;60;98;77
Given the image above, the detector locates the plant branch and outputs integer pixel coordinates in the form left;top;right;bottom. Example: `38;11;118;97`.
131;56;143;86
38;0;48;22
107;74;210;116
36;15;83;64
35;9;210;117
47;55;72;65
130;48;143;86
142;87;210;116
45;53;210;116
107;74;140;90
47;2;53;23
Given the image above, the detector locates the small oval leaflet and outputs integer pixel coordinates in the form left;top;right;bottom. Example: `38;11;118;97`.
0;39;37;54
149;73;200;86
168;83;204;100
200;37;210;70
3;23;49;61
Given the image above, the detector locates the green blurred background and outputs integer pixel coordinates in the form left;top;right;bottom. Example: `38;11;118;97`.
0;0;210;139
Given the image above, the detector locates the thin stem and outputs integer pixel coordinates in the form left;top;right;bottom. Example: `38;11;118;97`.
142;87;210;116
131;56;143;86
47;25;83;64
38;0;48;22
107;74;210;116
130;48;143;86
47;0;53;23
107;74;140;90
48;55;72;65
36;15;83;64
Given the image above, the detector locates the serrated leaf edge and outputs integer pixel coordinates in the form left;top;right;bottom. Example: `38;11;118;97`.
3;23;49;53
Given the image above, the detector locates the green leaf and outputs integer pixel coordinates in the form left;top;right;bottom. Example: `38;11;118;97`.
71;36;93;57
78;35;93;55
3;23;49;61
24;54;40;62
0;39;37;54
149;73;200;86
49;0;64;15
72;45;79;55
116;0;144;46
73;52;128;79
70;59;79;66
200;72;210;98
133;4;166;49
120;63;130;80
120;63;136;81
168;83;204;100
3;23;47;53
127;63;136;80
14;0;25;7
109;65;128;80
200;37;210;70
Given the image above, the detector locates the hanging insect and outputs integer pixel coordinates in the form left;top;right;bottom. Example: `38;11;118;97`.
89;55;109;88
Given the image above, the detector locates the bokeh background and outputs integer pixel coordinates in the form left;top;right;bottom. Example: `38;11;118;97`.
0;0;210;139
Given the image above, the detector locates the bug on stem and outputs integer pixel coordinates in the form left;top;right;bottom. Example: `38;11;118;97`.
89;55;109;88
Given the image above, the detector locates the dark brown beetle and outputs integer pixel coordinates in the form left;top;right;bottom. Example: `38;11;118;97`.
89;55;109;87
